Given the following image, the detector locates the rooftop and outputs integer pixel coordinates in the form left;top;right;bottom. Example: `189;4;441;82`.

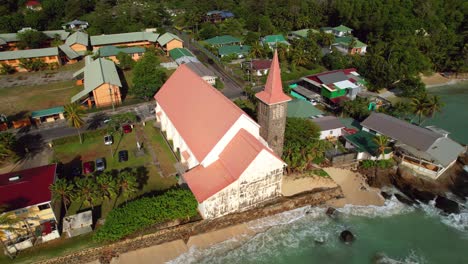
218;45;251;56
157;32;182;46
251;59;271;70
287;99;323;118
334;36;366;48
0;164;56;211
205;35;241;46
263;35;289;44
90;32;159;46
31;106;64;119
333;25;353;32
65;31;89;46
289;29;318;38
345;130;388;156
311;116;345;131
169;48;194;60
0;47;58;60
98;46;145;57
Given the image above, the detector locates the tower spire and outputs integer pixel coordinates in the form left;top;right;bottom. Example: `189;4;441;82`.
255;50;291;105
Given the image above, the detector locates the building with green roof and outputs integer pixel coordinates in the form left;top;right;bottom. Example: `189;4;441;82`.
0;47;61;72
65;31;89;47
287;99;323;118
97;46;145;61
344;130;393;160
72;57;122;108
218;45;250;58
262;35;290;48
204;35;241;46
157;32;183;54
31;106;65;124
169;48;199;65
332;25;353;37
90;32;160;49
288;29;318;39
333;36;367;55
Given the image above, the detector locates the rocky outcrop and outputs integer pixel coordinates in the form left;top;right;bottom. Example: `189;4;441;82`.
339;230;355;243
435;196;460;215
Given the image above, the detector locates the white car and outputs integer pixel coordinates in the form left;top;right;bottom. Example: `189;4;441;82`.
104;135;113;145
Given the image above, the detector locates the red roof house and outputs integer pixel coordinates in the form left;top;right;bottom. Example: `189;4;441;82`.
25;0;42;10
0;164;57;211
154;63;286;219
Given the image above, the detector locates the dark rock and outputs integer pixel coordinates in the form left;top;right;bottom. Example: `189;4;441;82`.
412;189;436;203
394;193;415;206
380;191;392;200
339;230;355;243
435;196;460;215
325;207;336;217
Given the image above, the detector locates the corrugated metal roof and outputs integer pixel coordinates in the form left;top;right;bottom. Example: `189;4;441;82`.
289;29;318;38
218;45;250;56
98;46;145;57
333;25;353;32
0;47;58;60
59;44;80;59
205;35;241;45
71;58;122;102
311;116;345;131
169;48;194;60
0;29;69;43
90;32;159;46
65;31;89;46
344;130;381;155
175;56;199;65
317;72;348;84
263;35;289;45
334;36;366;48
287;99;323;118
31;106;64;118
157;32;182;46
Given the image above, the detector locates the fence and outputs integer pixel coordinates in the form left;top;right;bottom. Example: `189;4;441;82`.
327;151;357;166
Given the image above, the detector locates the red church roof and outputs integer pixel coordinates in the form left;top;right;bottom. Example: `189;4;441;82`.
0;164;56;211
255;50;291;105
154;64;253;162
183;129;282;202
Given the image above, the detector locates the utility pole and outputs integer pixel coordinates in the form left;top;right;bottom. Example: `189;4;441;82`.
109;86;115;112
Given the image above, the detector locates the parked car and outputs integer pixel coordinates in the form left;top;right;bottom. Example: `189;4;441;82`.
71;165;82;177
95;158;106;172
83;161;94;174
122;124;132;134
118;150;128;162
104;135;113;145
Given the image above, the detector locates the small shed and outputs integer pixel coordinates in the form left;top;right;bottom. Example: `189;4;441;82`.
62;211;93;238
31;106;65;124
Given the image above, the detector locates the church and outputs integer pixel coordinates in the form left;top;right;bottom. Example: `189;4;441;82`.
154;51;291;219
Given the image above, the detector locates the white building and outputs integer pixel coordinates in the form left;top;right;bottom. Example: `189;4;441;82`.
184;62;218;85
154;62;286;219
311;116;345;140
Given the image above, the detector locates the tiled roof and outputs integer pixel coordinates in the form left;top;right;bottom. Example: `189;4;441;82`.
205;35;241;46
0;47;58;60
154;65;248;161
65;31;89;46
0;164;56;211
90;32;159;46
255;50;291;105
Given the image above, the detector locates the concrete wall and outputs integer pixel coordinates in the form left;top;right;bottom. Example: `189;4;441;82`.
164;39;183;54
93;83;122;108
319;128;342;140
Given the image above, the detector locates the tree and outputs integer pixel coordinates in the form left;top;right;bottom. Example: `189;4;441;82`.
249;41;264;58
394;76;426;98
16;29;48;49
410;94;430;125
0;208;22;259
214;78;224;90
116;52;135;70
0;133;18;165
373;135;390;157
0;63;16;75
388;101;413;120
117;170;138;202
74;177;98;210
18;58;48;72
96;173;118;201
64;103;85;144
342;97;371;121
50;33;63;47
49;179;74;215
198;23;218;40
425;95;444;119
106;112;137;134
290;48;308;68
131;51;167;100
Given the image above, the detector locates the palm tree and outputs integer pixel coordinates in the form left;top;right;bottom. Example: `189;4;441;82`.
425;95;444;119
49;179;74;215
373;135;391;157
117;170;138;203
74;178;98;210
0;208;22;259
249;41;264;59
291;48;308;68
410;94;429;125
64;103;85;144
276;43;289;62
96;173;118;201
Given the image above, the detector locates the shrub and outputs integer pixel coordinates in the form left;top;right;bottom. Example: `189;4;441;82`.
0;63;16;74
377;159;395;169
94;189;198;242
360;160;376;169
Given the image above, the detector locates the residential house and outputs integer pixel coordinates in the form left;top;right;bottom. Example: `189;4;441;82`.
0;164;60;254
31;106;65;125
71;57;122;108
0;29;69;50
204;35;241;46
90;32;159;51
154;52;288;219
65;31;89;55
287;29;318;40
63;20;89;31
343;130;393;160
361;112;465;179
218;45;251;59
156;32;183;55
262;35;290;48
321;25;353;37
311;116;345;140
169;47;199;65
250;59;271;76
0;47;62;72
204;10;234;23
25;0;42;11
184;62;217;85
287;99;323;119
333;36;367;55
301;68;366;104
97;46;145;63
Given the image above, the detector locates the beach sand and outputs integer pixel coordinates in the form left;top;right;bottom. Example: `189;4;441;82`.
281;174;338;197
323;167;385;208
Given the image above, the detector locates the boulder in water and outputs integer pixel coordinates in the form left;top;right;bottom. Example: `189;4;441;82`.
325;207;336;217
339;230;355;243
435;196;460;214
380;191;392;200
412;189;436;203
394;193;415;206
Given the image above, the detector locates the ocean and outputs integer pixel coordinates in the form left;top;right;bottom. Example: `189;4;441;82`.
168;193;468;264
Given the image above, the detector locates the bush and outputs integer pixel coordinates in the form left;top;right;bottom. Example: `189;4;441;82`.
94;189;198;242
361;159;394;169
0;63;16;74
360;160;376;169
377;159;394;169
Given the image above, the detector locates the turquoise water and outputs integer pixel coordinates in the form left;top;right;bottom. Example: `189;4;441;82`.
426;82;468;145
169;197;468;264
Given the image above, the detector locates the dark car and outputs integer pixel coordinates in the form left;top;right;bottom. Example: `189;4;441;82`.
83;161;94;174
95;158;106;172
122;124;132;134
118;150;128;162
71;165;82;177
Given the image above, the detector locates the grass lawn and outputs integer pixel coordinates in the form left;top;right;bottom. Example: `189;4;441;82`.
281;66;326;82
0;234;99;264
0;81;82;116
53;125;177;217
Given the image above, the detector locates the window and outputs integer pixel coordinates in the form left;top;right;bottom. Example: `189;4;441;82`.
38;204;50;211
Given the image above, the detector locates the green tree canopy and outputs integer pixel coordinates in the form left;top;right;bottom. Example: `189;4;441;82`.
16;29;48;49
131;51;167;100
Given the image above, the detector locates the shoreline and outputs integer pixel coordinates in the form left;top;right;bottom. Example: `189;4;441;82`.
421;72;468;89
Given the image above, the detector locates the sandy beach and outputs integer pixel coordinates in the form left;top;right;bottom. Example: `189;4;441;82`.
281;173;338;197
323;167;385;207
420;72;464;88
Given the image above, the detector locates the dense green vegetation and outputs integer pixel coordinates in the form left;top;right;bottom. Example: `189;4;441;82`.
93;188;198;242
131;50;167;100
